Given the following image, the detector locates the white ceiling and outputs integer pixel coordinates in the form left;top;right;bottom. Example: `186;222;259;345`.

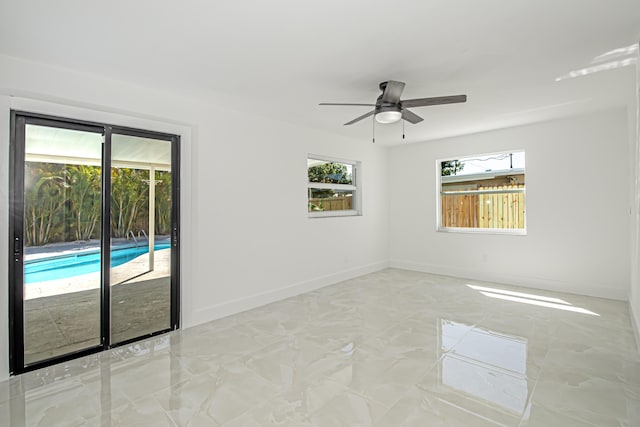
1;0;639;145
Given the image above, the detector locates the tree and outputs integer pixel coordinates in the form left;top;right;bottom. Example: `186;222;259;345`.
154;170;172;235
441;160;464;176
111;168;149;238
308;162;352;184
24;163;68;246
23;163;169;246
67;164;102;241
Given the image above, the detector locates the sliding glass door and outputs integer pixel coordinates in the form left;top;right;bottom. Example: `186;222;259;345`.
110;133;173;345
18;120;105;366
9;112;180;374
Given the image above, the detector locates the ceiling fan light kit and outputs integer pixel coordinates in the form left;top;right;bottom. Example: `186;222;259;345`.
320;80;467;135
375;109;402;124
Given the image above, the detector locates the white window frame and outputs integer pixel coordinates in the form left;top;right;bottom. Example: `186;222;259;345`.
436;150;526;235
307;154;361;218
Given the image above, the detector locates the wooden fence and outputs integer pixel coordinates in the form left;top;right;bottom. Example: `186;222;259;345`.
309;196;352;211
441;185;525;229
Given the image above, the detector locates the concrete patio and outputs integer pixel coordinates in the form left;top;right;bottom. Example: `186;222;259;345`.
23;248;172;365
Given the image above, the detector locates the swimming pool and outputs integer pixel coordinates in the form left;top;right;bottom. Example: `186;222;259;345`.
24;243;171;284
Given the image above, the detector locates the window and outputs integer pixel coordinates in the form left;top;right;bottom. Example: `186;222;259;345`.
438;151;525;233
308;156;360;217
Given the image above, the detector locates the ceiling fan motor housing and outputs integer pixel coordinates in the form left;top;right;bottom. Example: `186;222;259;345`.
375;97;402;113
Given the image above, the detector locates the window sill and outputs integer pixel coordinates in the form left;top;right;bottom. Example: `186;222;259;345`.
437;227;527;236
308;210;361;219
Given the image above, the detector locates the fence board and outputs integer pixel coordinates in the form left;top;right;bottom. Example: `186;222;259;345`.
479;193;485;228
492;192;498;228
309;196;352;211
441;185;525;229
518;191;525;228
510;186;515;227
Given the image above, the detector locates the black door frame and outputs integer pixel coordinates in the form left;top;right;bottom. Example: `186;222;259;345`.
9;111;181;375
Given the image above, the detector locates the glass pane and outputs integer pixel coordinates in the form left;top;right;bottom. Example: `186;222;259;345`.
440;152;525;230
441;152;525;177
308;159;353;184
23;124;103;365
110;134;172;344
308;188;354;212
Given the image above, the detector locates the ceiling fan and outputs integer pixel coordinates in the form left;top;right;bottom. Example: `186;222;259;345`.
319;81;467;126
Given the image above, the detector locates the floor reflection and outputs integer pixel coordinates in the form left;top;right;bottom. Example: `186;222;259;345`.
440;320;529;416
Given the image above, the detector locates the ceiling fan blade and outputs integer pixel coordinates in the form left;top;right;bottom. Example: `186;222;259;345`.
402;109;424;124
344;110;375;125
401;95;467;108
319;103;375;106
381;81;406;103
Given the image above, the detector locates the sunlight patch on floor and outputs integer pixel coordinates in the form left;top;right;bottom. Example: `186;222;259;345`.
467;285;599;316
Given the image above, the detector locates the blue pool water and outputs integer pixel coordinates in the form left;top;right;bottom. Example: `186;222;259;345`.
24;243;170;284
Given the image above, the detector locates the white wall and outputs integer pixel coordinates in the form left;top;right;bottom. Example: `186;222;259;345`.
630;45;640;349
0;93;9;383
0;55;390;380
389;108;630;301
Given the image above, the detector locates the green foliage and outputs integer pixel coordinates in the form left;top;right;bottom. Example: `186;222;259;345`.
154;171;172;235
67;164;101;241
23;162;174;247
111;168;149;238
441;160;464;176
308;162;352;184
24;163;68;246
308;200;323;211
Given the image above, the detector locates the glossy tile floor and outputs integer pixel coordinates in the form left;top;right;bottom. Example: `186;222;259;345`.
1;269;639;426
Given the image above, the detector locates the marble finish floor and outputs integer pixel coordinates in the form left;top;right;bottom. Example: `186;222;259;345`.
1;269;639;426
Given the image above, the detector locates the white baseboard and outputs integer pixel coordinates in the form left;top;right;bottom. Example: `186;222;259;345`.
188;260;389;328
388;259;628;301
630;300;640;354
